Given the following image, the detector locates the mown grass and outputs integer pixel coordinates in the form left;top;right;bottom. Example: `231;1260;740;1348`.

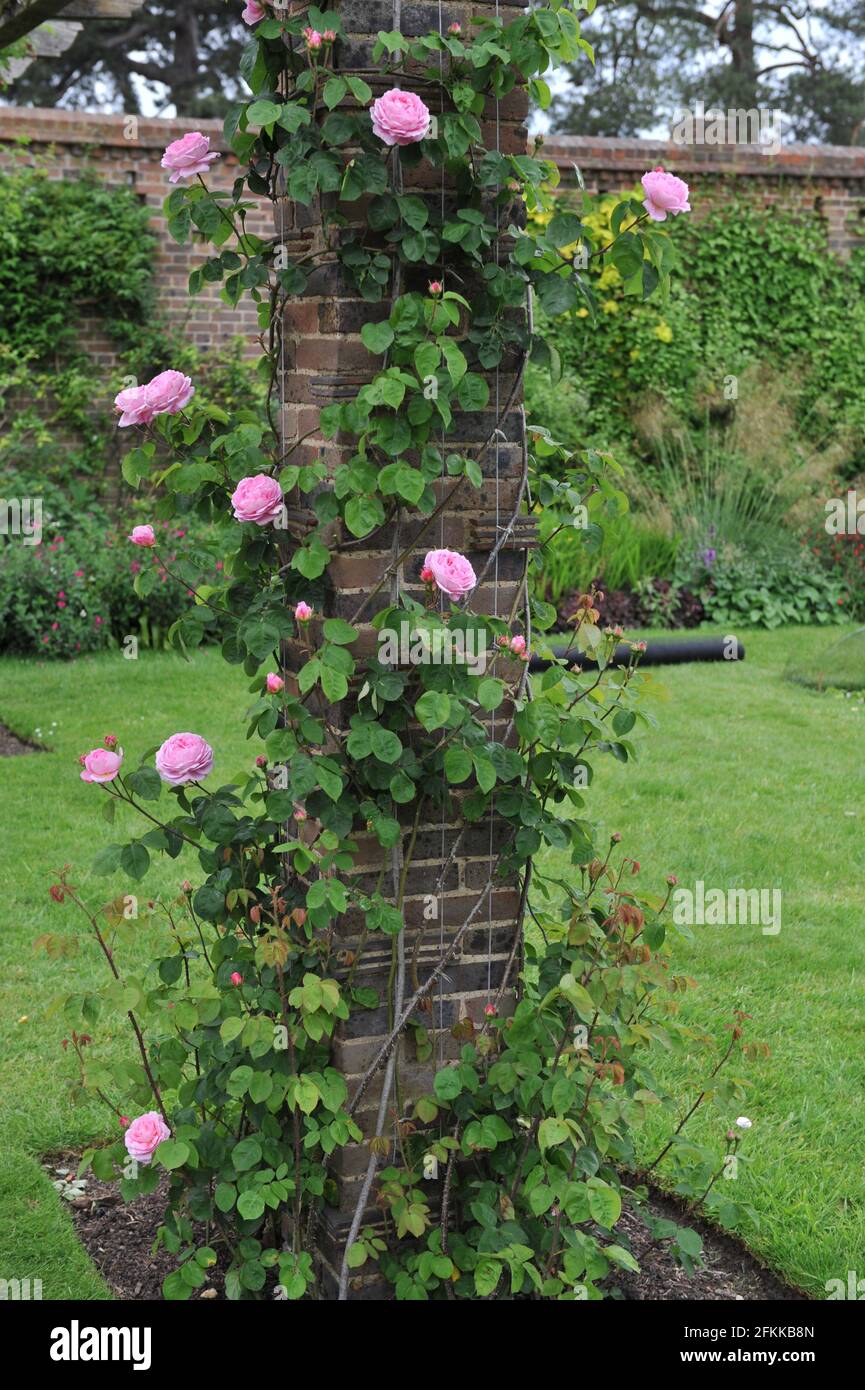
0;627;860;1298
540;624;864;1297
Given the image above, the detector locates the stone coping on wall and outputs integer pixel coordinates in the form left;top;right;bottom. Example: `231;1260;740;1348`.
0;105;229;152
543;133;865;182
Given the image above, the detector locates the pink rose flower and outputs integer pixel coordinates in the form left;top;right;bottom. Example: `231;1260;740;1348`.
370;88;431;147
428;280;443;295
641;167;691;222
80;746;124;783
160;131;219;184
241;0;265;24
230;474;284;525
294;600;313;622
266;672;285;692
115;384;153;428
303;26;322;49
155;732;214;785
323;28;336;42
510;635;527;655
422;548;477;601
230;971;243;987
144;369;194;417
124;1111;170;1165
129;525;156;548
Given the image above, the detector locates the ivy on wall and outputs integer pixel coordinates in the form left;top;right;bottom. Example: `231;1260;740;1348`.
0;164;158;362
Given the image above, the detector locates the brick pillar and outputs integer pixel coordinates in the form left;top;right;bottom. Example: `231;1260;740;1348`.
278;0;530;1297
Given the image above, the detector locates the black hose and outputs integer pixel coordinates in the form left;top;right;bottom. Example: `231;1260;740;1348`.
529;635;745;672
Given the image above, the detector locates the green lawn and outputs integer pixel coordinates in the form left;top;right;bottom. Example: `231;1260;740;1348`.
542;624;865;1298
0;628;861;1298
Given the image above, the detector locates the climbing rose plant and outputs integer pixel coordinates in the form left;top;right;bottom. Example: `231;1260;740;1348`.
46;2;765;1300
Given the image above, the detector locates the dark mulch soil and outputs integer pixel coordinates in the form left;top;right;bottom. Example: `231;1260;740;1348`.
0;721;41;756
50;1156;809;1302
615;1189;808;1301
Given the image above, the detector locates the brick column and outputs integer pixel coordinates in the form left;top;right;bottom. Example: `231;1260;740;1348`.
278;0;530;1297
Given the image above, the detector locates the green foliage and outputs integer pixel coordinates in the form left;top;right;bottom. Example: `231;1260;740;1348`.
700;553;846;630
0;165;157;361
46;2;753;1301
529;194;865;471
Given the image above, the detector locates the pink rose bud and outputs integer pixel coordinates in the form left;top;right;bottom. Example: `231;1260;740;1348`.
496;635;509;648
428;280;443;295
369;88;431;146
420;567;435;584
266;672;285;693
666;874;678;886
119;1116;130;1128
230;972;243;986
80;746;124;784
484;1003;496;1017
124;1110;170;1165
161;131;219;184
641;167;691;222
155;731;214;786
241;0;266;24
294;600;313;622
255;755;268;768
509;635;527;655
143;369;195;417
181;880;192;893
422;548;477;601
323;28;336;41
103;733;118;749
230;474;284;526
303;25;322;49
448;22;461;33
114;384;153;428
293;805;307;822
129;524;155;546
611;831;622;843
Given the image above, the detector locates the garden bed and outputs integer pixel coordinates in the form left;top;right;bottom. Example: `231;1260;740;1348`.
53;1156;808;1302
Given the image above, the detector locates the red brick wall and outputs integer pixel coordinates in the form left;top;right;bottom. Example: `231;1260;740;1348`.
0;107;271;365
543;134;865;257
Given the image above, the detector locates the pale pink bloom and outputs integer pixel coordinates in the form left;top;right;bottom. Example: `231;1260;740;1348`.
230;971;243;986
303;26;322;49
80;746;123;784
370;88;431;146
230;474;284;525
144;369;194;417
428;280;443;295
423;548;476;601
266;672;285;692
323;28;336;41
160;131;219;184
155;732;214;785
241;0;265;24
294;600;313;622
114;384;152;428
641;167;690;222
129;525;156;548
124;1111;170;1165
